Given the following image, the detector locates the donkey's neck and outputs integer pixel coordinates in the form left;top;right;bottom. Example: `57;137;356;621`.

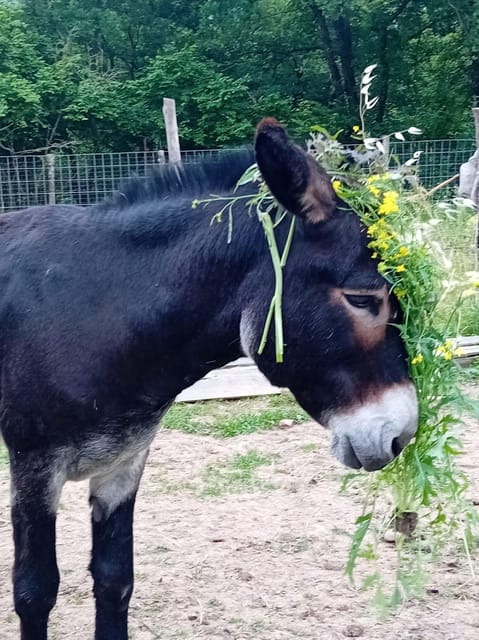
100;191;269;398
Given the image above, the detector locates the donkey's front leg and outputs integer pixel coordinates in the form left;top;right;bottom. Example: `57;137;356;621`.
9;450;65;640
89;449;149;640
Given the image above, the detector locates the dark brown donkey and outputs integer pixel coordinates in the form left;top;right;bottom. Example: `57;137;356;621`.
0;119;417;639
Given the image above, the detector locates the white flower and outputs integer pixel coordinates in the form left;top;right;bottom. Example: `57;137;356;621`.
452;197;476;209
366;96;379;110
362;64;378;85
364;137;378;149
375;139;386;153
363;64;378;75
407;127;422;135
394;132;406;141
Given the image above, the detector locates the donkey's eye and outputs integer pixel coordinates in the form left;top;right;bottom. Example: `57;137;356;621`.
344;294;381;316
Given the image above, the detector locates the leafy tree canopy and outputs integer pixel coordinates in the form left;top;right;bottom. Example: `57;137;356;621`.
0;0;476;152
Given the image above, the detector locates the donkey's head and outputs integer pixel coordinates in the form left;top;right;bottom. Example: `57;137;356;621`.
240;118;418;471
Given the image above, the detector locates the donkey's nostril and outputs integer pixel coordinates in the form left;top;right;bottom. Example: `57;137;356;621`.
391;437;403;458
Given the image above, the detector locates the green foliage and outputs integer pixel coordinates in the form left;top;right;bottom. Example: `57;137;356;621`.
133;46;253;147
0;0;478;151
316;72;479;606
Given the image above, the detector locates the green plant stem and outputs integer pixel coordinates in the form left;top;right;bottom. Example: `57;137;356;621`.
257;215;296;362
258;210;284;361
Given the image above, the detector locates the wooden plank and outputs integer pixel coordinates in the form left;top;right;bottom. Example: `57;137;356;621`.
177;358;280;402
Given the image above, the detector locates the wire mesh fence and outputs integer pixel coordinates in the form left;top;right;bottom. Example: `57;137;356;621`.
0;139;476;212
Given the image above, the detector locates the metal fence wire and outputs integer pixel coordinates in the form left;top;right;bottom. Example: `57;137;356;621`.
0;139;476;212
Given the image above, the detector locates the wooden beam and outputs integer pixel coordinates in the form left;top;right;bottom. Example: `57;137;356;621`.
162;98;181;165
177;358;280;402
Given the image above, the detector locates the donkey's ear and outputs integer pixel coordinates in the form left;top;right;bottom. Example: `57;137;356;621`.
254;118;336;223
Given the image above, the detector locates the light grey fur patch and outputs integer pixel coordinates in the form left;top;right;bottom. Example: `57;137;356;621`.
63;403;171;482
240;309;256;359
89;448;149;522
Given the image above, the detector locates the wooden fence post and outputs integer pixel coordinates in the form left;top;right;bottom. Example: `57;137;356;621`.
162;98;181;165
380;135;390;169
471;108;479;207
474;107;479;148
46;153;56;205
459;108;479;207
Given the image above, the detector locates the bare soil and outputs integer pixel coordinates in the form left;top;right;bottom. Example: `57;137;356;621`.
1;408;478;639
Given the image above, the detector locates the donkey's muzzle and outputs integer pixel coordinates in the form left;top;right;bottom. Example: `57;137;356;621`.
327;383;418;472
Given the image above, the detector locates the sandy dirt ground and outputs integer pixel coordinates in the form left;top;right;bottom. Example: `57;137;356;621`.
0;408;478;639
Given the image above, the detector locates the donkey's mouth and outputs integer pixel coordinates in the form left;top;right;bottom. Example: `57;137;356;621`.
338;436;362;470
331;433;394;471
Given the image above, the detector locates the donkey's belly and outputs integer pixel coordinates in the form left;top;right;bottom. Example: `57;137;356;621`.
63;406;171;482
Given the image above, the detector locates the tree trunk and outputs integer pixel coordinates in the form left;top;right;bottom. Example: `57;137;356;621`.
333;11;358;110
375;30;390;124
307;1;344;102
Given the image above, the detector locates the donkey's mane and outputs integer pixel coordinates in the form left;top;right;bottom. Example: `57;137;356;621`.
105;149;255;209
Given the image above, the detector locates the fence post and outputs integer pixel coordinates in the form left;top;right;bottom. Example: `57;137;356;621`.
162;98;181;165
459;108;479;207
46;153;56;205
157;150;166;165
474;107;479;148
471;108;479;207
381;135;390;169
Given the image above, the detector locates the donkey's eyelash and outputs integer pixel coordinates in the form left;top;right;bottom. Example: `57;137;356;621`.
344;294;382;316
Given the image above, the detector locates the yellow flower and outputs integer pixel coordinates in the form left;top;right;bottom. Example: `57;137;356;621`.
378;190;399;215
332;179;341;192
435;340;460;360
352;125;361;133
367;174;381;183
398;246;409;257
395;288;407;299
396;264;406;273
411;354;424;365
368;184;381;197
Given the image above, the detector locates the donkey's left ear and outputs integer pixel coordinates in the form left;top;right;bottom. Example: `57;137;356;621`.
254;118;336;223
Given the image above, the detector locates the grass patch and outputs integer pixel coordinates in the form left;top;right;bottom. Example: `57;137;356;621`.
162;391;308;438
300;442;320;453
431;203;479;336
0;441;8;467
202;449;278;496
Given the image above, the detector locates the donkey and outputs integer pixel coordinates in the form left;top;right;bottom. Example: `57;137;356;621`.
0;119;418;639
